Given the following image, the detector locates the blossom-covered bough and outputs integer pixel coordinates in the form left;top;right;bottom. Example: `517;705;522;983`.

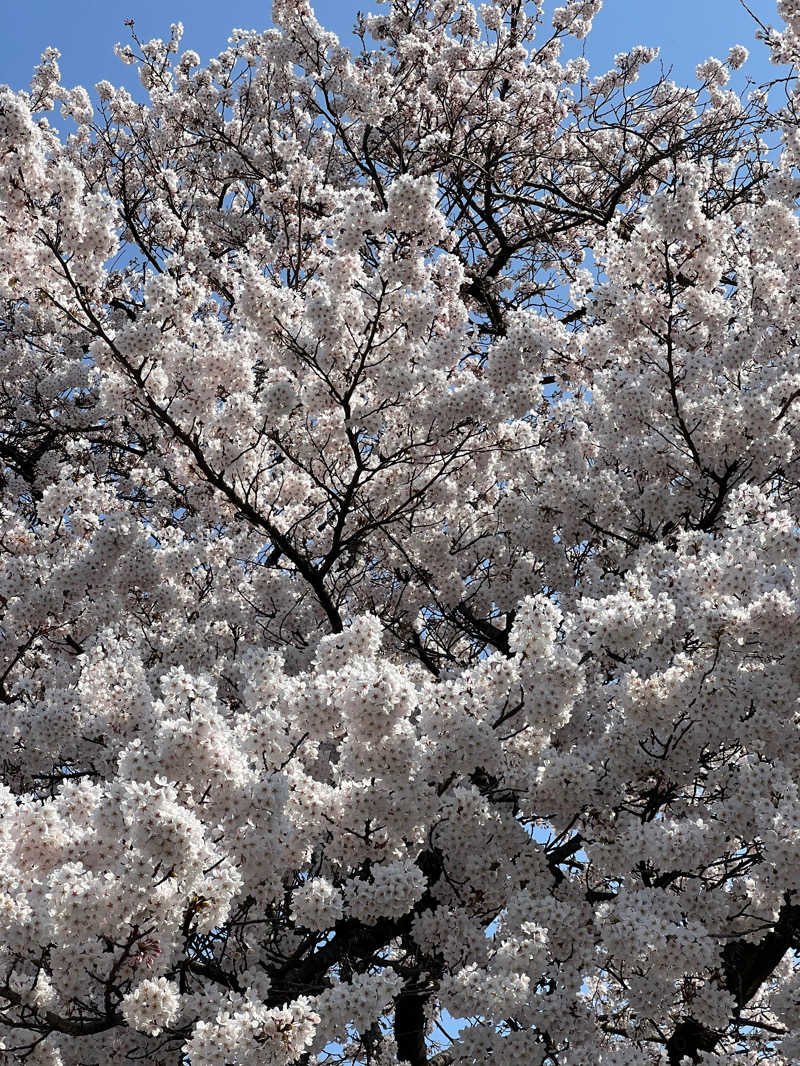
2;0;800;1061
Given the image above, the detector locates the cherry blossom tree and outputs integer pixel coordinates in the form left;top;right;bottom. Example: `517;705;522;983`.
2;0;800;1062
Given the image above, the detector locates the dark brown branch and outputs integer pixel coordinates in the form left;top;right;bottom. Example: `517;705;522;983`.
665;900;800;1064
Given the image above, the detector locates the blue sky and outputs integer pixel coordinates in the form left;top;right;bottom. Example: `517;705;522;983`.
0;0;783;98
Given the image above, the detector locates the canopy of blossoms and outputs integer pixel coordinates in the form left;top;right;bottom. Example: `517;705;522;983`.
1;0;800;1063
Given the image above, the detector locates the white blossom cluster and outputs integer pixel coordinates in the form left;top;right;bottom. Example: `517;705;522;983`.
121;977;181;1036
184;997;320;1066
